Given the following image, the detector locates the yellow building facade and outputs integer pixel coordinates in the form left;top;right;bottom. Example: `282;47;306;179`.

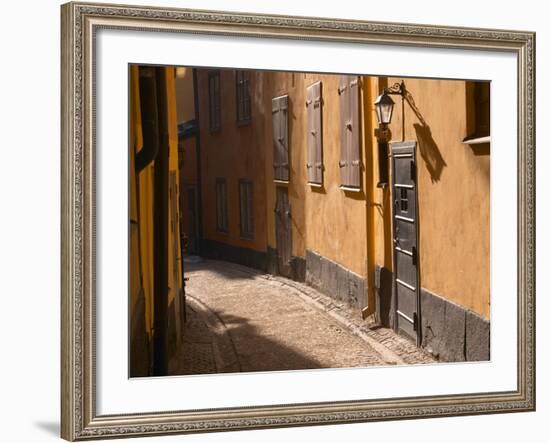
130;65;185;376
182;68;490;362
130;65;490;365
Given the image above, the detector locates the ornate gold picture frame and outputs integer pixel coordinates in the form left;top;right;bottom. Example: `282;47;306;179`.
61;1;535;440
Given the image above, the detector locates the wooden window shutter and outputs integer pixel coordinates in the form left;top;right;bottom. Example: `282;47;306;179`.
216;178;228;232
244;73;251;121
272;97;281;180
306;81;323;185
208;75;214;129
236;70;251;124
214;73;220;129
236;71;243;122
223;181;228;231
348;76;361;188
279;95;289;181
339;76;351;186
339;75;361;188
306;85;314;183
208;71;221;132
272;95;289;182
239;179;254;238
215;180;221;231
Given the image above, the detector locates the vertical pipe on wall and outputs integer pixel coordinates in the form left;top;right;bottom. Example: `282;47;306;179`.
152;67;169;376
401;92;405;142
192;68;204;254
362;76;377;319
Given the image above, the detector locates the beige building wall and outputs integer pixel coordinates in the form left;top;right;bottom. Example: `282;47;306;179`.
198;69;371;280
174;67;200;253
175;67;199;187
175;67;196;124
264;72;367;277
197;69;269;253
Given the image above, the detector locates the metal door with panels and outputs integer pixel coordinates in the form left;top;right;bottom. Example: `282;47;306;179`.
391;141;421;345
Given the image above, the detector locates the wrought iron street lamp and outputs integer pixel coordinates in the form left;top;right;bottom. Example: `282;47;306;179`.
374;80;405;129
373;81;406;187
374;92;395;126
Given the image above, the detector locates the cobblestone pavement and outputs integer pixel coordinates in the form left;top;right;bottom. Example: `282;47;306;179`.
171;258;435;375
170;303;217;375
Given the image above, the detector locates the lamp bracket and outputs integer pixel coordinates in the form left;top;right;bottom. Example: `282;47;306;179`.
384;81;406;96
374;126;392;141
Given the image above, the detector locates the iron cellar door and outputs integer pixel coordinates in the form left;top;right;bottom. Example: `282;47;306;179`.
391;141;421;346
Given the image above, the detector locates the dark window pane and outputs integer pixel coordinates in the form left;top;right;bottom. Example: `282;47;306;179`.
216;178;228;232
400;188;408;213
239;180;254;238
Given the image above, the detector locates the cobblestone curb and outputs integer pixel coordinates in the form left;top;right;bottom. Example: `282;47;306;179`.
186;294;241;373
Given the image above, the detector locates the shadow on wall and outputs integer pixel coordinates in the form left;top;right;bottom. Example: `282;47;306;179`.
404;91;447;183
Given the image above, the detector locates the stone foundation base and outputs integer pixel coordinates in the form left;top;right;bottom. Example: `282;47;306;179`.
374;265;490;362
305;249;367;311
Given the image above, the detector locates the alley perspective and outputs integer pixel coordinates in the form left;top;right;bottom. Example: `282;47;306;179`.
129;65;491;377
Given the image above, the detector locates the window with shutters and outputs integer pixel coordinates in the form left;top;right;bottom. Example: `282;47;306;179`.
475;82;490;137
272;95;289;182
338;75;362;189
306;81;323;185
464;81;490;145
236;70;251;124
215;178;228;233
208;70;221;132
239;179;254;239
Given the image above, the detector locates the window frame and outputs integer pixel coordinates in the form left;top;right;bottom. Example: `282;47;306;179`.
338;75;362;190
306;81;324;186
215;177;229;233
463;81;491;145
236;70;252;125
475;81;490;137
272;94;290;183
208;70;221;132
238;179;254;239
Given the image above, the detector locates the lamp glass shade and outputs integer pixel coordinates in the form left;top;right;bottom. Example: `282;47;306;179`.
374;92;395;125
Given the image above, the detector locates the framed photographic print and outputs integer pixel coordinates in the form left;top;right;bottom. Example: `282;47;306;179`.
60;1;535;440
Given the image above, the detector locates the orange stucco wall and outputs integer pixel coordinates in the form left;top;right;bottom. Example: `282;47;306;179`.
186;68;490;321
197;69;269;253
264;72;369;277
385;77;490;319
129;66;185;375
197;70;370;279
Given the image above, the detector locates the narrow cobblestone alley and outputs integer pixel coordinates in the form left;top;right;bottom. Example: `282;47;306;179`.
169;259;435;375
